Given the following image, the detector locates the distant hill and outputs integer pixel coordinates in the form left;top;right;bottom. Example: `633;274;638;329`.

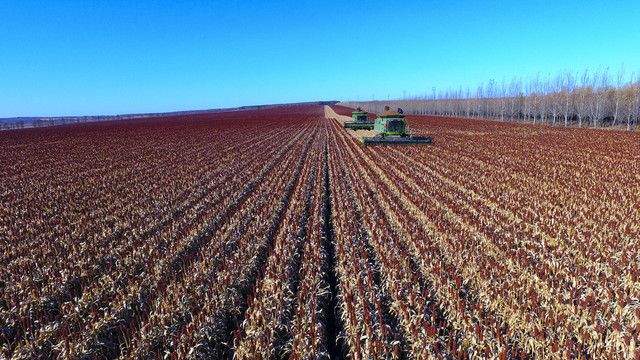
0;101;339;130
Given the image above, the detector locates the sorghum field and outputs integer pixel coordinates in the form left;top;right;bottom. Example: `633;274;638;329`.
1;105;639;359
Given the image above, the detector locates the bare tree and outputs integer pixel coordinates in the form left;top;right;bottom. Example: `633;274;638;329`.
563;70;576;126
476;83;484;118
465;87;472;118
524;79;532;123
498;78;506;121
508;77;521;121
620;73;636;131
342;64;638;131
531;74;540;124
632;72;640;128
485;80;494;119
588;68;601;127
540;73;551;125
551;72;563;126
576;69;590;127
612;65;625;128
456;86;464;117
589;66;611;128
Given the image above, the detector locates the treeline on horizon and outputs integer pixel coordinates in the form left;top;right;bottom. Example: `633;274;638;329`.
341;66;640;131
0;101;340;131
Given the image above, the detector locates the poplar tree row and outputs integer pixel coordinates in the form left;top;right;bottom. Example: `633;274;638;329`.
342;66;640;130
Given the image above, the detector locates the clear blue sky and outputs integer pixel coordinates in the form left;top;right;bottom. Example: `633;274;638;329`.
1;0;639;117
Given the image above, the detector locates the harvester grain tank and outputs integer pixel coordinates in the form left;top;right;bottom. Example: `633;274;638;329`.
343;107;374;130
363;106;432;145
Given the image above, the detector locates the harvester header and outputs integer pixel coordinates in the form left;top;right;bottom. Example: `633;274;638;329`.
363;106;432;145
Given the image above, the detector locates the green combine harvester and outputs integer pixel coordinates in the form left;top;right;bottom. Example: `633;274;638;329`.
363;106;433;145
343;108;374;130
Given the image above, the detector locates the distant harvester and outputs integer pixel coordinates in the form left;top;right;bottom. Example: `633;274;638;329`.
343;107;375;130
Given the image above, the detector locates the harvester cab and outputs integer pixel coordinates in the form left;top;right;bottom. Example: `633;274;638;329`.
363;106;433;145
344;107;374;130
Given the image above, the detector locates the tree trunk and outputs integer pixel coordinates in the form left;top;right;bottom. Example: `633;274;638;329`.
564;93;569;127
612;92;620;128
